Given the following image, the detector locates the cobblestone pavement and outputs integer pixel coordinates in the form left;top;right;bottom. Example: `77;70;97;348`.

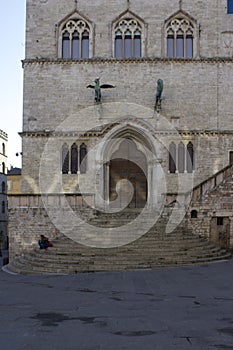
1;260;233;350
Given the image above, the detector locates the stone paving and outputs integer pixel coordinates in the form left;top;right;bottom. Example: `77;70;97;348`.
1;260;233;350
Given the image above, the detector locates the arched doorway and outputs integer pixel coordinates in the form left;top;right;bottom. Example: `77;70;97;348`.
109;139;148;208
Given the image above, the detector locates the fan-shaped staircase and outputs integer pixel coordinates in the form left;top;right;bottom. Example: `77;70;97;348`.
5;209;231;274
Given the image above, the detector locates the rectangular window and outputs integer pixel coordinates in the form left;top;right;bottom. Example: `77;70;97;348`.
115;34;123;58
62;37;70;59
176;35;184;58
81;32;89;59
227;0;233;13
186;35;193;58
72;33;79;59
167;35;174;58
134;33;141;58
229;151;233;165
124;31;132;58
217;217;224;226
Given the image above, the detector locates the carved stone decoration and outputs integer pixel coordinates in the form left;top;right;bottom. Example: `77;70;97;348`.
221;32;233;57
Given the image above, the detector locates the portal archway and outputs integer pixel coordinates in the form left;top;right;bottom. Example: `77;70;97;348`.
109;138;148;208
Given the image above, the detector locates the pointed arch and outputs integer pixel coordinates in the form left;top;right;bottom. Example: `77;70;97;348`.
1;181;6;193
57;10;93;59
1;162;5;174
187;141;194;173
178;142;185;173
112;10;146;58
169;143;176;173
2;143;5;155
62;143;69;174
71;143;78;174
80;143;87;174
164;10;198;58
1;201;5;214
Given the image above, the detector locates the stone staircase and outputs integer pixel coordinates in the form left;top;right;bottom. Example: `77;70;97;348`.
5;209;231;274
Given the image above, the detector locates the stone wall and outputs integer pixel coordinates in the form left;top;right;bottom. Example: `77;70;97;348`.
25;0;232;59
188;165;233;248
8;194;95;258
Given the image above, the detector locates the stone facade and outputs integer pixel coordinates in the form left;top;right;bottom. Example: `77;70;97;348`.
8;0;233;258
0;130;8;264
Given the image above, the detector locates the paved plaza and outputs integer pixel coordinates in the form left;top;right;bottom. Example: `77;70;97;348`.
1;260;233;350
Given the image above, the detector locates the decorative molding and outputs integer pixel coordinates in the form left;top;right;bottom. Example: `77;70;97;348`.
22;56;233;68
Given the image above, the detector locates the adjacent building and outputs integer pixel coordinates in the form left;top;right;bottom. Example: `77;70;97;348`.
0;130;8;265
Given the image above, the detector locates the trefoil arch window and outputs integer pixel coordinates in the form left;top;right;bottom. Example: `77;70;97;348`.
61;18;91;59
113;11;146;58
166;16;195;58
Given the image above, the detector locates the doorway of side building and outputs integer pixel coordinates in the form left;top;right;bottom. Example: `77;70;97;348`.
210;217;230;249
109;138;148;208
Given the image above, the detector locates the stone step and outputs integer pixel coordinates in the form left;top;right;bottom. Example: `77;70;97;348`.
5;211;232;274
6;252;231;275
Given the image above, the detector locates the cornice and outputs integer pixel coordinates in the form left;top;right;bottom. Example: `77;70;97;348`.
0;129;8;140
22;56;233;67
20;129;233;138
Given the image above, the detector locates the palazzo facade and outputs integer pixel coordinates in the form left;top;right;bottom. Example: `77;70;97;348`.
8;0;233;258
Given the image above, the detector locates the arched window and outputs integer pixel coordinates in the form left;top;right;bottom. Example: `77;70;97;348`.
1;181;6;193
80;143;87;174
178;142;185;173
166;16;194;58
2;201;5;214
2;143;5;155
169;143;176;173
61;19;90;59
187;142;194;173
62;144;69;174
71;143;78;174
191;210;198;218
2;162;5;174
114;18;142;59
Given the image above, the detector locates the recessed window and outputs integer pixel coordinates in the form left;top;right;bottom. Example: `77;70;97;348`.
169;142;176;173
61;20;90;59
168;142;195;173
2;143;5;155
61;143;88;174
71;143;78;174
227;0;233;14
229;151;233;165
217;217;224;226
62;143;69;174
80;143;87;174
1;201;5;214
191;210;198;218
1;181;6;193
166;18;194;58
114;18;142;59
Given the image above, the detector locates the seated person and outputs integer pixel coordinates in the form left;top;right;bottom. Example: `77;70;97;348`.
38;235;49;249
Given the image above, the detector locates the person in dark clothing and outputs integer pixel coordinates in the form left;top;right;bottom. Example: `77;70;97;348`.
38;235;49;249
